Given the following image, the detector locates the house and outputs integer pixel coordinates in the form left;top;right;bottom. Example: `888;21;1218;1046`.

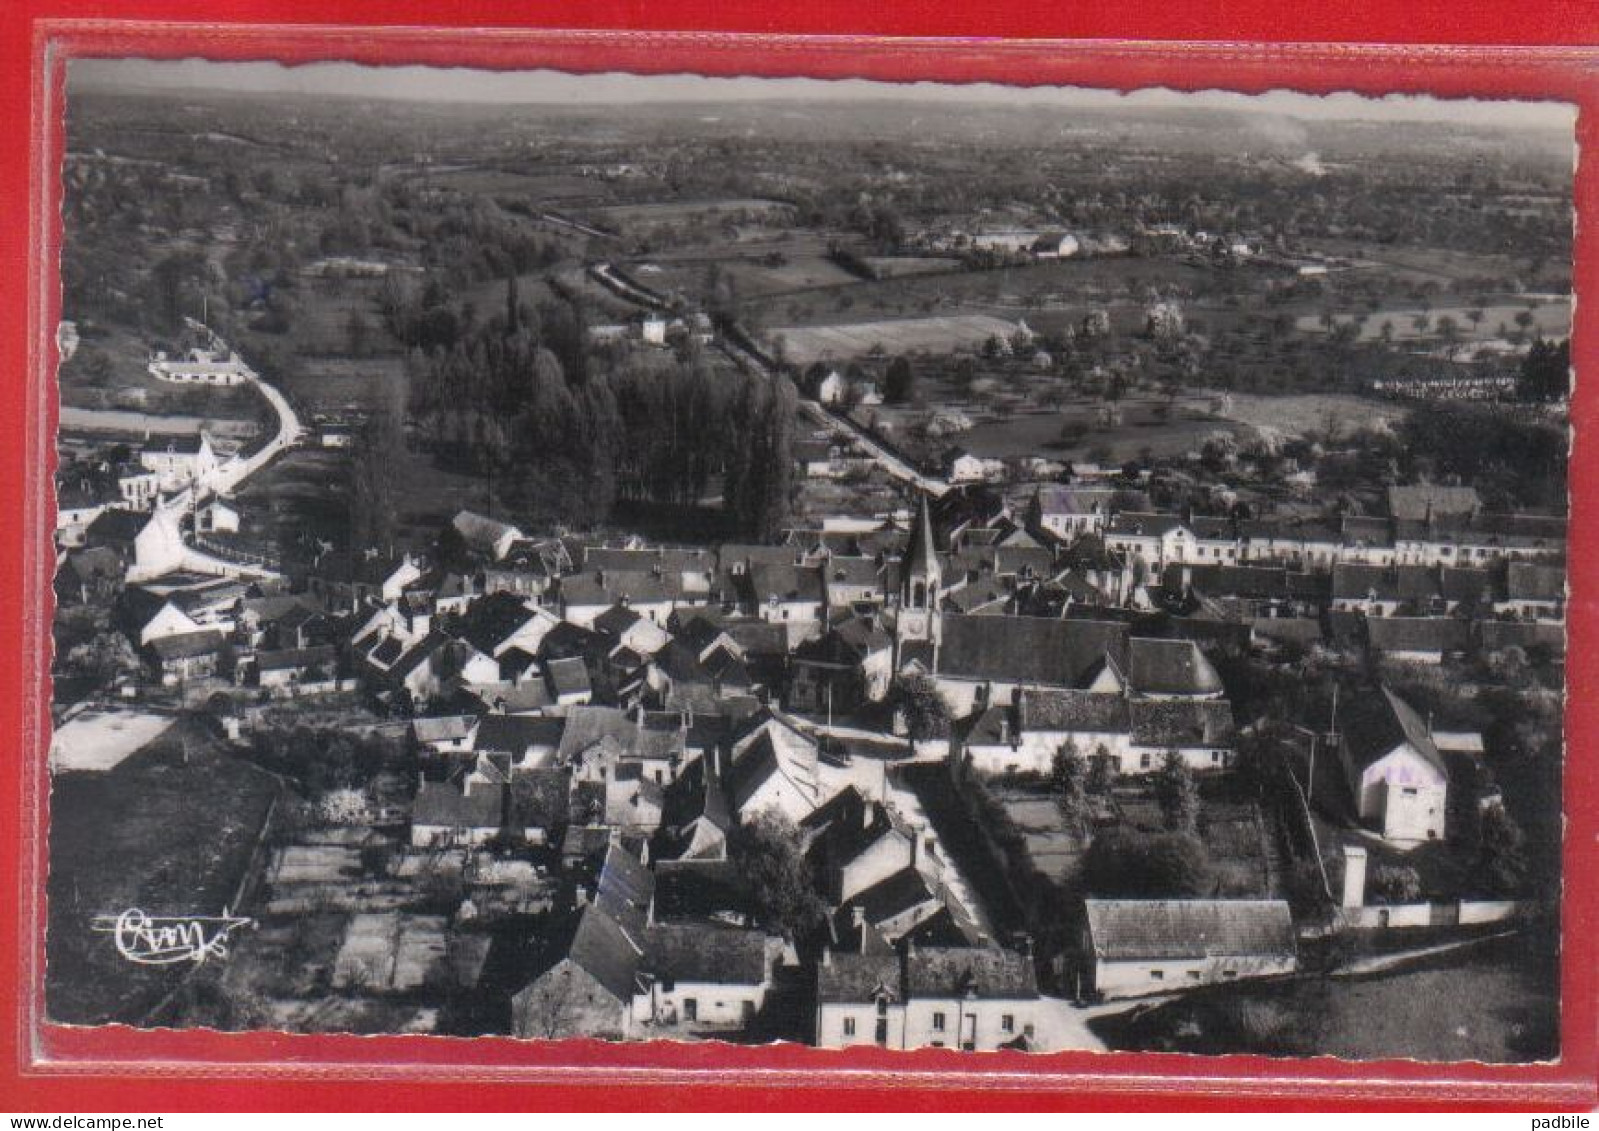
1338;686;1449;844
510;904;643;1040
545;656;594;706
409;777;506;848
961;690;1130;777
1365;616;1470;665
1123;638;1225;699
412;715;481;757
474;714;565;768
1499;562;1565;622
451;510;525;562
307;551;423;613
129;507;187;581
726;712;823;823
1388;485;1482;524
1104;513;1194;572
815;945;1040;1051
146;629;226;686
139;433;219;490
787;617;894;715
1031;232;1080;259
945;449;1003;484
906;613;1130;716
592;603;673;655
631;924;774;1032
1026;486;1130;541
743;563;825;625
1080;899;1297;1000
254;644;337;691
821;556;886;609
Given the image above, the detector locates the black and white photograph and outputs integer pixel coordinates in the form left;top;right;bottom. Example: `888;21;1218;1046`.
46;57;1571;1062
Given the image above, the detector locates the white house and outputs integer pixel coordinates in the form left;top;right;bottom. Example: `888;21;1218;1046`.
139;433;219;491
1080;899;1297;1000
815;946;1040;1051
631;924;775;1032
1338;686;1450;844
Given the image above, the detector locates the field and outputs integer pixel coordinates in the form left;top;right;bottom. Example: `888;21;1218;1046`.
1218;392;1410;440
745;255;1224;329
1295;298;1571;342
284;355;409;417
589;198;795;231
862;256;964;279
1095;934;1558;1063
770;313;1021;366
46;718;281;1025
430;166;613;204
958;405;1248;464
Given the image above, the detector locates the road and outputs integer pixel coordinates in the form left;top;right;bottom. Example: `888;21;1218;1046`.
206;364;303;495
798;398;951;498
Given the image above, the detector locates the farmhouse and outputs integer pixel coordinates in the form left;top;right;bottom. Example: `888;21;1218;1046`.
1080;899;1297;1000
815;945;1040;1051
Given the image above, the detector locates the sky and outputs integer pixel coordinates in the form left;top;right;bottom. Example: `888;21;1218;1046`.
70;57;1576;132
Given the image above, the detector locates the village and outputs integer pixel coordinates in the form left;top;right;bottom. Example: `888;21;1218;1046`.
46;74;1567;1061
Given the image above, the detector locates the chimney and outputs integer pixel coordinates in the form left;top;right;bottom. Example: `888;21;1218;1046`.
998;716;1011;747
1341;844;1368;909
820;945;833;969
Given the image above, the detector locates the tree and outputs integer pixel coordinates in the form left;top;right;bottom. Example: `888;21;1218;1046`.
1518;337;1569;403
884;356;915;404
1368;863;1422;904
889;674;952;741
1081;830;1215;897
1153;750;1200;834
1087;747;1118;794
1050;742;1090;828
349;399;401;551
728;810;827;939
1479;802;1528;896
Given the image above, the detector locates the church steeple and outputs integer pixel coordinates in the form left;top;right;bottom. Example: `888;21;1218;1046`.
897;494;942;649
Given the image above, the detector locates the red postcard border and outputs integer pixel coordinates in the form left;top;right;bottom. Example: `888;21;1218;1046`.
2;10;1596;1113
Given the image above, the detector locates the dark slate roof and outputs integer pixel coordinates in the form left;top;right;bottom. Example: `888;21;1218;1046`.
1083;899;1295;961
817;952;902;1004
1366;616;1470;655
411;779;504;830
1126;637;1223;697
1339;685;1447;777
546;656;592;697
1331;564;1440;603
1440;567;1499;604
476;714;564;756
1388;485;1481;522
935;614;1129;688
1129;699;1236;748
746;562;824;604
1018;688;1130;733
455;592;539;654
845;867;939;926
86;508;147;546
567;904;645;1002
643;924;768;986
1507;561;1565;602
594;840;655;936
149;629;226;660
592;603;644;637
1477;620;1565;653
903;946;1038;1001
256;644;336;673
1107;512;1187;538
1340;515;1395;547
